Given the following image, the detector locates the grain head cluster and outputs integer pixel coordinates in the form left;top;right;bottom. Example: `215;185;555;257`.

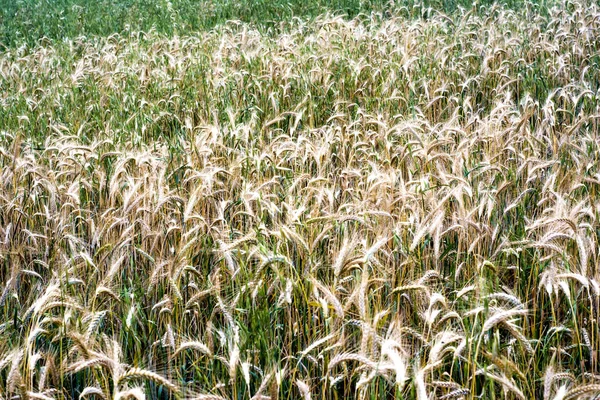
1;1;600;399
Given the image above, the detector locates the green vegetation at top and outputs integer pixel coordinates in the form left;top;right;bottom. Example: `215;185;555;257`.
1;0;543;48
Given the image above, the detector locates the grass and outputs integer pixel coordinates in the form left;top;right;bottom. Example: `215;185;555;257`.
1;0;600;399
1;0;543;48
0;0;381;47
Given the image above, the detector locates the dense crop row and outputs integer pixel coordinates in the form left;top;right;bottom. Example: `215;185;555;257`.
1;1;600;399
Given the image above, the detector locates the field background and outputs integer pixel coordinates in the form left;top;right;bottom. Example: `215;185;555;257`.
1;0;600;399
0;0;534;47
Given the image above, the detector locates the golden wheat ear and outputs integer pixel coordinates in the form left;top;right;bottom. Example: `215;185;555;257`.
118;367;179;395
79;386;107;399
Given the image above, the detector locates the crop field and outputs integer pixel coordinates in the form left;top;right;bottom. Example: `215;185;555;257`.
1;0;600;399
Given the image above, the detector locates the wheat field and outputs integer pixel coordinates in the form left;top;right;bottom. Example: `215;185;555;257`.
1;0;600;399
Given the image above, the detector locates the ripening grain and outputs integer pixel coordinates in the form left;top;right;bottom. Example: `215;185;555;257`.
1;0;600;399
